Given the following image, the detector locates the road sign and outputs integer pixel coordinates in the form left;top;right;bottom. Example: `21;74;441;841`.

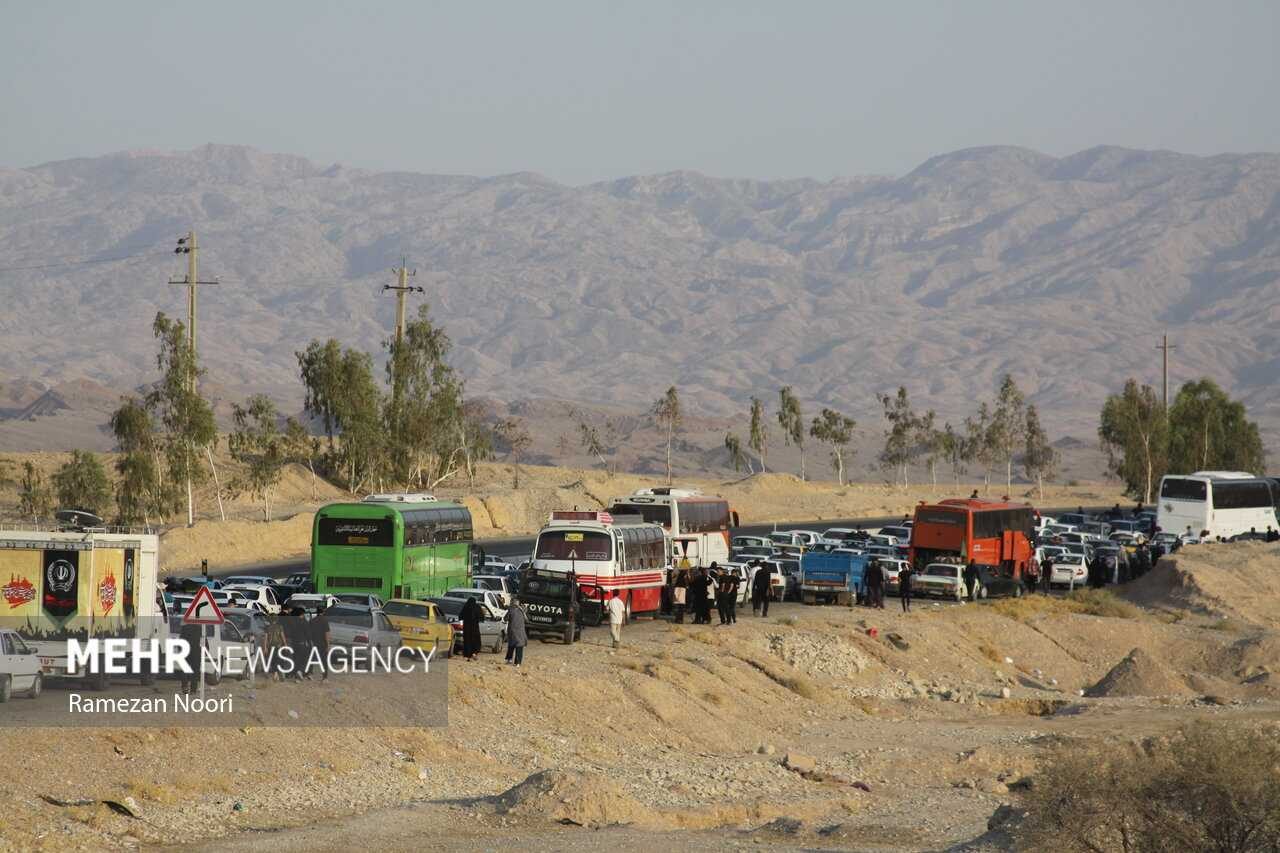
567;549;579;560
182;585;225;625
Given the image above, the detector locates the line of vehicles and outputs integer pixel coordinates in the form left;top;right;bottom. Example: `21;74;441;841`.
4;473;1275;701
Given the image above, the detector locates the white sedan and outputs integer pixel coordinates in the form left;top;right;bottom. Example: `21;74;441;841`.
1049;553;1088;588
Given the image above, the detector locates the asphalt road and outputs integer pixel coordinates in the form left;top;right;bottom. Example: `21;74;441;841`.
206;504;1111;581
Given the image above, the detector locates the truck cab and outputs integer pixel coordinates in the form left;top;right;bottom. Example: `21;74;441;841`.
517;569;602;643
799;551;868;606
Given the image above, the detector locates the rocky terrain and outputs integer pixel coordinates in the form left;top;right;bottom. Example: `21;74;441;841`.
2;143;1280;450
0;541;1275;851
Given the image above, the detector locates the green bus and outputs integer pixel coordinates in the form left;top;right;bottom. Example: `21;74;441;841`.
310;495;477;601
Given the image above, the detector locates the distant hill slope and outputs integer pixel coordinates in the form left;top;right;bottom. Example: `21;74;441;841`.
2;143;1278;446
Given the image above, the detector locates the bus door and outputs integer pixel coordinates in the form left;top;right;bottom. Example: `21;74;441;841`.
1001;530;1018;577
673;538;700;568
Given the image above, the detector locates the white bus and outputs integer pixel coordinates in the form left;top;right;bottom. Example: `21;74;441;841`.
531;510;670;617
606;488;738;570
1156;471;1278;540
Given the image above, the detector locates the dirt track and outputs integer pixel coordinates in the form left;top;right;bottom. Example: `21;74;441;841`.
2;541;1276;852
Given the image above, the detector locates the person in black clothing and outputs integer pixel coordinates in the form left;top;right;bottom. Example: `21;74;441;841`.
865;560;884;608
898;565;913;612
722;570;740;624
750;561;771;617
283;608;312;680
1041;556;1054;592
963;561;980;601
308;606;331;680
713;564;731;625
1266;526;1279;543
460;597;483;660
179;621;203;694
970;489;980;499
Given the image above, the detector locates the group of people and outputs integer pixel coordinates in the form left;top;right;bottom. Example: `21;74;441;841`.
669;560;774;625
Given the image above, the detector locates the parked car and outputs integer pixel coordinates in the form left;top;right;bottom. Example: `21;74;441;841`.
442;587;508;618
282;593;339;611
0;628;43;701
221;607;270;646
223;584;283;615
164;615;254;684
470;574;515;608
431;597;507;653
732;535;772;550
1049;553;1089;589
325;605;402;655
731;545;775;562
767;531;807;551
780;558;802;599
875;557;910;593
877;525;912;544
481;558;517;574
785;530;821;548
222;574;276;587
284;571;311;588
332;593;386;610
912;563;967;601
382;599;454;658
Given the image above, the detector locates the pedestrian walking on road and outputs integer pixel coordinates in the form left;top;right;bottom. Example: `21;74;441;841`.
505;599;528;666
672;570;688;624
606;589;626;648
1041;556;1053;593
460;596;483;660
750;561;771;617
308;605;331;681
899;565;913;612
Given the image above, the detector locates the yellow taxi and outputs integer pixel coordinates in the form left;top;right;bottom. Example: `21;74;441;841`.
382;599;454;658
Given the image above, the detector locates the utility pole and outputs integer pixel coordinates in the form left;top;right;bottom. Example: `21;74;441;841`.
1156;332;1176;411
383;259;423;345
169;231;219;388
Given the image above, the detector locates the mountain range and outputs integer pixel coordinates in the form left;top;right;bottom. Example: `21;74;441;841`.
1;143;1278;460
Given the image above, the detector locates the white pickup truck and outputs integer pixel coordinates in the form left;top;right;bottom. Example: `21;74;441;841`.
0;628;43;702
0;525;169;690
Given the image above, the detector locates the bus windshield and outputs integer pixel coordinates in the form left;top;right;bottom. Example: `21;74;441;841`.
536;530;613;561
607;503;672;527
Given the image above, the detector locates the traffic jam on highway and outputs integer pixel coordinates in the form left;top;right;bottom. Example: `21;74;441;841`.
4;472;1277;703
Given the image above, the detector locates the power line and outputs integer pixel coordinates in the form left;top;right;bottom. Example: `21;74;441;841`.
0;249;173;273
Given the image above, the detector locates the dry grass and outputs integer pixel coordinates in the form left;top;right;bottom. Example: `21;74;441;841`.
775;615;799;627
988;589;1141;622
977;641;1003;663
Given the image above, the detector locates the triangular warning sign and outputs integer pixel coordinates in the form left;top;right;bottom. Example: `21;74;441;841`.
567;549;579;560
183;585;225;625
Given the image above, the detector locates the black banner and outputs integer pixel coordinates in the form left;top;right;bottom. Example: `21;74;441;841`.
317;517;394;547
123;548;136;621
42;550;80;627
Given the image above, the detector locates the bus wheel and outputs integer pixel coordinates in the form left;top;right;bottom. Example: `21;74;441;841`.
624;593;632;623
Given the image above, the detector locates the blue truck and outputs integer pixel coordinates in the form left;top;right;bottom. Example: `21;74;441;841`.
799;551;869;606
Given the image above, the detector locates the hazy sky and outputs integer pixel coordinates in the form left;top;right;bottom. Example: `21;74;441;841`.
3;1;1277;184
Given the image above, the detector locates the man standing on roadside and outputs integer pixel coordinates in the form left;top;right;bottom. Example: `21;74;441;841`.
179;620;203;695
751;560;771;617
722;568;740;624
865;559;884;608
606;589;626;648
899;564;914;612
308;604;331;681
712;562;731;625
505;597;528;666
963;561;980;602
